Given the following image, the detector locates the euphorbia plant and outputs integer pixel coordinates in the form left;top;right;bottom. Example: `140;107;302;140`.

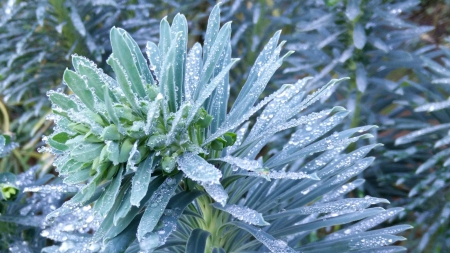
43;4;409;253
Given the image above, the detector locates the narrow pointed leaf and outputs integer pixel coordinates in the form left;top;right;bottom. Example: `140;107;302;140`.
137;173;182;242
186;229;210;253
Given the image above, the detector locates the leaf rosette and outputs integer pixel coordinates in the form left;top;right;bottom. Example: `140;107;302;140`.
43;4;408;253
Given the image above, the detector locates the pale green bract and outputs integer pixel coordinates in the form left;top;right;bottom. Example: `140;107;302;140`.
42;4;409;253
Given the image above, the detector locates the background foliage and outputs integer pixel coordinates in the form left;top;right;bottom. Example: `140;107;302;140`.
0;0;449;252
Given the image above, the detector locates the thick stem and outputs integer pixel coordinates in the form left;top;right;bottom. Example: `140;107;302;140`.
196;195;226;253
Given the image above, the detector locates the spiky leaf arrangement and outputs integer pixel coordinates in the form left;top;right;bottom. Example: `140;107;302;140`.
392;47;450;252
44;4;409;252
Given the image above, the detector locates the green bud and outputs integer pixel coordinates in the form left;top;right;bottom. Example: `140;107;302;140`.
223;132;237;147
114;104;136;123
119;138;134;163
196;108;213;128
156;120;166;134
48;132;70;151
1;184;19;201
147;135;165;149
68;123;89;134
103;164;119;181
90;157;100;176
84;132;102;143
211;137;226;151
137;145;150;163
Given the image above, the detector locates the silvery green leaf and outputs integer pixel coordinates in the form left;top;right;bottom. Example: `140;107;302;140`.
432;78;450;84
415;99;450;112
298;14;334;32
166;102;191;145
70;142;103;163
144;94;162;136
212;203;269;226
213;156;262;171
106;141;120;165
126;141;140;172
36;5;45;26
103;85;121;129
325;156;375;184
273;208;386;237
356;63;367;92
130;155;157;207
69;3;86;37
114;182;132;226
346;0;361;21
371;37;389;53
231;221;296;253
63;168;90;185
143;190;204;251
159;32;178;112
203;3;221;61
435;134;450;148
265;197;388;220
208;42;231;135
395;123;450;145
205;83;292;145
63;69;96;112
177;153;222;184
58;158;86;176
137;173;182;243
194;22;232;100
248;170;320;181
212;248;226;253
48;91;79;112
348;234;405;250
106;55;139;111
416;148;450;174
319;179;366;203
72;55;106;101
110;27;146;98
266;130;372;169
146;41;161;79
201;182;228;206
353;23;366;49
245;79;308;142
421;55;450;76
298;77;349;112
102;176;165;242
187;58;239;126
24;184;78;194
158;17;171;57
121;29;155;86
94;167;123;218
93;177;141;243
103;215;140;253
170;14;188;109
229;32;287;122
185;43;203;102
186;229;210;253
275;109;347;154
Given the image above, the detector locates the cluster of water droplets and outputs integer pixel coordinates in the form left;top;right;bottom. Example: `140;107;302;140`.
395;123;450;146
41;205;102;252
177;153;222;184
213;204;269;226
